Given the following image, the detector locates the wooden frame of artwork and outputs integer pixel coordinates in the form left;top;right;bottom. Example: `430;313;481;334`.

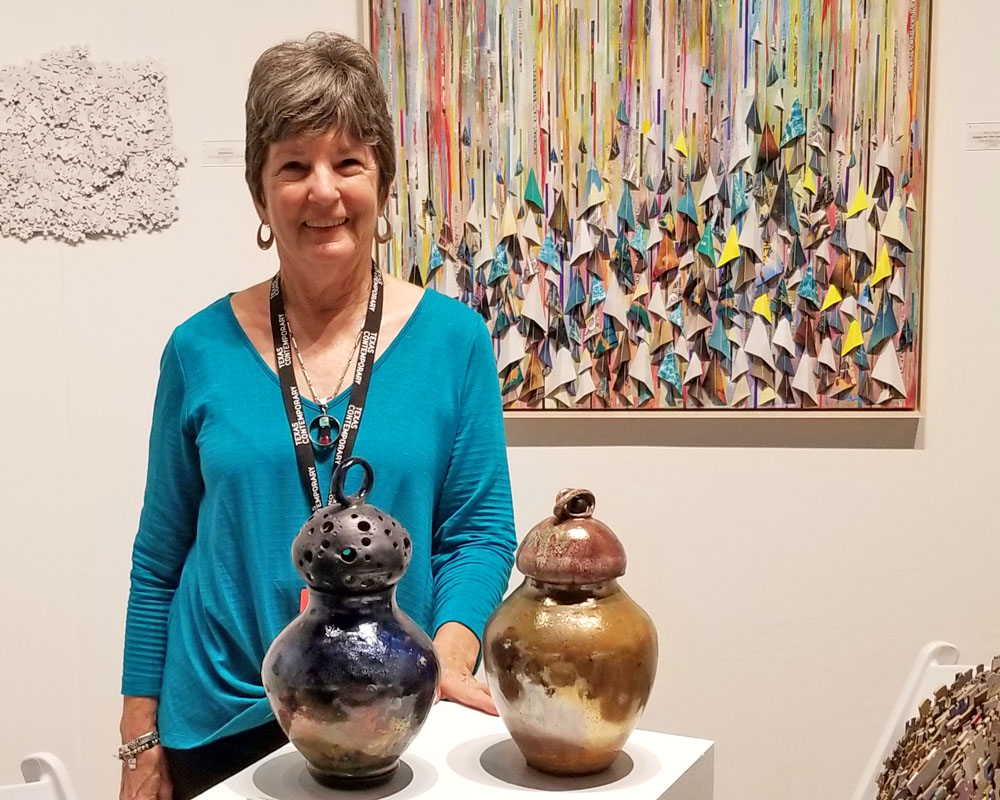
365;0;931;415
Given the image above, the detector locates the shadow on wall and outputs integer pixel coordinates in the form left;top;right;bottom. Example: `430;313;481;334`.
504;413;922;449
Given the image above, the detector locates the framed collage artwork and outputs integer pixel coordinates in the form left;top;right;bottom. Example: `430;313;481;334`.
367;0;930;412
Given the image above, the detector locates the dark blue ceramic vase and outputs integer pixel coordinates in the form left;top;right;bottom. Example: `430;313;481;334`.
262;457;440;787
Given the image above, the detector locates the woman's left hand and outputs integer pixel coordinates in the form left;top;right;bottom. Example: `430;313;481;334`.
433;621;497;716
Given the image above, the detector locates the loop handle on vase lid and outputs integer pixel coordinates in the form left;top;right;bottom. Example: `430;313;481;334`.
553;488;596;520
332;456;375;508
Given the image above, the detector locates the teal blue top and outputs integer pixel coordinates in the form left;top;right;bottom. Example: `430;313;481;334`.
121;289;516;749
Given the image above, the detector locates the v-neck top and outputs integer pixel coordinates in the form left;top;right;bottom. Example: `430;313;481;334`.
121;289;516;748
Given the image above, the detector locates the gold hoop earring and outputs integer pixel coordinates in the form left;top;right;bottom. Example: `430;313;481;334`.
256;221;273;250
375;210;393;244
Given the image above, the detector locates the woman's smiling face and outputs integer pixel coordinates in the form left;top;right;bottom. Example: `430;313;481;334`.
257;129;380;276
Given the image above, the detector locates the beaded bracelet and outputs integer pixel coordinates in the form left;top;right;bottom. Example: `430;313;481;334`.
117;730;160;770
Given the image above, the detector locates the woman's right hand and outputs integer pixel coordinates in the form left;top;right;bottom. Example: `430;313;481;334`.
119;746;172;800
120;696;171;800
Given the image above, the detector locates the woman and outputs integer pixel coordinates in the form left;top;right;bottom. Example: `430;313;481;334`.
119;32;516;800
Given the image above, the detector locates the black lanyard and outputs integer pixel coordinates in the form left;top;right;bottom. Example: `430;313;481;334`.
269;265;384;511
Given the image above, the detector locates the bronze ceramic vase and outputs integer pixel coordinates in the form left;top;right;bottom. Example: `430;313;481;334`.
262;457;440;787
483;488;657;776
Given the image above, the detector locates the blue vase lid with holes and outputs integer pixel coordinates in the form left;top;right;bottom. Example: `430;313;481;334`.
291;457;413;594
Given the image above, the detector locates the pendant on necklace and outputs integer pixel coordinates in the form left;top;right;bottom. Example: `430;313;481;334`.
308;410;340;449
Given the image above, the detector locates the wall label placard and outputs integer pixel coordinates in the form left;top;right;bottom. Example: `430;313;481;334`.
966;123;1000;151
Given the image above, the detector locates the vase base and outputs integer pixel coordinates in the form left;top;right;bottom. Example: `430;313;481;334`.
307;761;398;789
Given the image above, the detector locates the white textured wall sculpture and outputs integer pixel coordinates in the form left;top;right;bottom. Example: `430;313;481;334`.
0;47;185;243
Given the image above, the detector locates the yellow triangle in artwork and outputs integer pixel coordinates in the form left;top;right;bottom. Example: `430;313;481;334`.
803;167;817;196
820;284;843;311
847;185;870;218
871;244;892;286
717;226;741;267
642;119;652;136
752;292;774;324
758;386;777;405
499;200;518;240
674;132;689;158
841;319;864;355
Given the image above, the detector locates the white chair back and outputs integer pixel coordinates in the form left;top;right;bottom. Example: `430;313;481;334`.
0;753;79;800
851;641;973;800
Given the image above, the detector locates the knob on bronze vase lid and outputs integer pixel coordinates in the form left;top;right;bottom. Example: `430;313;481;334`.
483;488;658;776
261;457;440;788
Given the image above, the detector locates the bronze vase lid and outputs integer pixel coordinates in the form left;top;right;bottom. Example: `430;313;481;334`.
516;488;626;584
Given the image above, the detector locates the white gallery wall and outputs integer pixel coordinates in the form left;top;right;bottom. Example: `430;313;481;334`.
0;3;996;800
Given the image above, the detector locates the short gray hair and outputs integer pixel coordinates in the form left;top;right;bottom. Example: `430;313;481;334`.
244;32;395;207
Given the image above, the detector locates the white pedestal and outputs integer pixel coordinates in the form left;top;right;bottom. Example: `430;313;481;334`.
195;702;714;799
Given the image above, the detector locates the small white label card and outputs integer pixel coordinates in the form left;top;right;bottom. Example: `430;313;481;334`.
966;122;1000;151
202;140;245;166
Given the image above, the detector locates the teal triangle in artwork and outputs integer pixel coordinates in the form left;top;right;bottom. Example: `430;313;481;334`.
868;297;899;351
854;348;870;369
566;315;583;346
630;226;647;252
767;63;779;86
587;163;602;193
566;270;587;312
677;181;698;222
669;303;684;327
588;278;606;308
775;279;791;314
701;68;713;87
780;98;806;147
524;168;544;211
427;242;444;276
657;344;682;390
514;157;523;177
696;224;716;263
786;196;801;234
617;251;635;291
617;99;629;125
488;243;509;284
627;302;652;332
708;317;730;359
798;264;819;307
494;308;513;337
593;314;619;357
791;237;806;267
618;185;636;230
732;173;749;219
537;232;560;268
